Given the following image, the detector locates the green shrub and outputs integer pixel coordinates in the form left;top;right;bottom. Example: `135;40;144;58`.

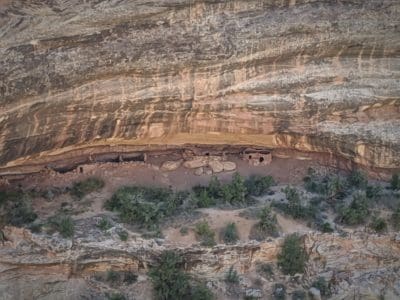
257;263;274;279
225;266;239;284
105;186;187;229
273;283;286;300
106;270;121;284
29;223;42;233
97;217;112;231
192;176;221;208
366;185;382;200
250;206;279;240
347;170;368;189
390;173;400;190
207;176;223;199
283;186;305;218
292;290;306;300
118;230;128;241
274;186;314;220
245;175;275;196
221;222;239;244
277;234;308;275
369;216;387;233
311;277;331;297
195;221;215;247
193;174;259;208
120;194;163;230
123;271;138;284
0;190;37;227
49;215;74;238
221;173;247;205
180;226;189;236
107;293;126;300
304;170;347;201
195;189;216;208
323;176;347;200
149;251;190;300
320;222;334;233
338;193;369;225
71;177;104;199
0;230;4;242
190;282;214;300
392;206;400;230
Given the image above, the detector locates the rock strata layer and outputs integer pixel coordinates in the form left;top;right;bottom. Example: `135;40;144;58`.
1;226;399;299
0;0;399;174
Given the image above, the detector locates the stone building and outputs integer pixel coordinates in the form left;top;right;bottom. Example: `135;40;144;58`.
242;148;272;166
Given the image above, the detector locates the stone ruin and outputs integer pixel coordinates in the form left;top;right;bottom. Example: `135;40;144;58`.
241;148;272;166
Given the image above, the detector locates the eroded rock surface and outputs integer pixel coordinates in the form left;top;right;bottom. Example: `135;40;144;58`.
1;225;399;299
0;0;399;174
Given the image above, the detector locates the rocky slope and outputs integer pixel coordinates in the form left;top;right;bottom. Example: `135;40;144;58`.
1;225;400;299
0;0;399;175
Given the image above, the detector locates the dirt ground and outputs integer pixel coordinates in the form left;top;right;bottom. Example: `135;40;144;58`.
18;155;324;193
13;154;324;244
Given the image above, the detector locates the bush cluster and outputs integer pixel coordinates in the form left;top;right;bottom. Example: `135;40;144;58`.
347;170;368;189
273;283;286;300
225;266;239;284
273;186;315;221
97;217;112;231
0;190;37;227
392;206;400;230
369;216;387;233
193;173;248;207
391;173;400;190
277;234;308;275
48;215;75;238
250;206;279;240
337;192;369;225
193;173;275;208
71;177;104;199
245;175;275;196
149;251;214;300
105;186;188;229
303;168;347;200
311;277;331;297
257;263;274;279
194;221;216;247
221;222;239;244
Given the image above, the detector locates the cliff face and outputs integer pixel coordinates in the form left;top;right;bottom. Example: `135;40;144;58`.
1;225;400;299
0;0;399;173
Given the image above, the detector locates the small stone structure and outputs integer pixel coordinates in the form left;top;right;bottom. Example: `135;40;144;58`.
242;148;272;166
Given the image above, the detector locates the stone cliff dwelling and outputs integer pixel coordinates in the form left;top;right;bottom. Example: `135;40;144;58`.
0;1;399;300
242;148;272;166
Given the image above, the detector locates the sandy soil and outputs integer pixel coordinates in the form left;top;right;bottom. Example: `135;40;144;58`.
0;0;10;8
14;154;323;243
19;155;323;193
162;207;312;247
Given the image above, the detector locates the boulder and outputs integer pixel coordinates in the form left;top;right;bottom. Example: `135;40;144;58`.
160;160;182;171
183;158;207;169
194;167;204;176
222;161;236;171
208;160;224;173
245;288;262;298
309;287;322;300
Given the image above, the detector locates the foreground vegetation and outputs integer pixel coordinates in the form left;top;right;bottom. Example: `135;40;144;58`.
105;173;275;231
149;251;214;300
192;173;275;208
277;234;308;275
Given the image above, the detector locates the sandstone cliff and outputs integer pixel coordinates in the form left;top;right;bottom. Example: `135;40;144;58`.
1;225;399;299
0;0;399;175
